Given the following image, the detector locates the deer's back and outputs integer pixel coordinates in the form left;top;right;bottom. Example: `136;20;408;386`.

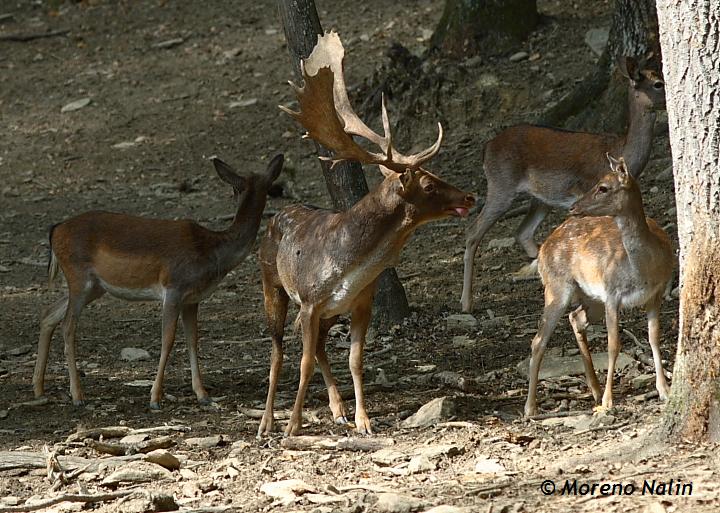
484;125;624;207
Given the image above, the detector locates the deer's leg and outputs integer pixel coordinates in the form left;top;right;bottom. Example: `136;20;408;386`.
61;281;104;406
515;199;550;259
525;286;571;416
568;305;602;403
349;285;375;435
181;303;209;405
33;296;68;398
647;301;670;400
601;301;621;409
150;297;181;409
286;305;320;437
462;183;515;312
315;316;348;424
259;283;289;437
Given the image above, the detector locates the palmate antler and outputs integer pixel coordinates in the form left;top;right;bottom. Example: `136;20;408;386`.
280;31;443;173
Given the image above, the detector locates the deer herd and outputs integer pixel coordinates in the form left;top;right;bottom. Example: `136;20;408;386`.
33;32;674;437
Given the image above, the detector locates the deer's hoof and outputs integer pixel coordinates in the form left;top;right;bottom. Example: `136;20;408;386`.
149;401;162;410
72;399;85;407
335;416;349;425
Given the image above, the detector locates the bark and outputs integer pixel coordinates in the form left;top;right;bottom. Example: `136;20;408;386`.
657;0;720;442
277;0;410;329
539;0;660;132
431;0;539;58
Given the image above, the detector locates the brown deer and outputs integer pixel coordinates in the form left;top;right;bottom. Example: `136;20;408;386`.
258;32;475;436
34;155;284;408
524;155;673;417
461;56;666;312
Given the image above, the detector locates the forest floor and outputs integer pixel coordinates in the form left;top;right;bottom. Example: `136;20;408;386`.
1;0;717;512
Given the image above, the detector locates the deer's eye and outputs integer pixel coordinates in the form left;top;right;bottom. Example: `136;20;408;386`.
423;182;435;193
653;81;664;90
597;185;608;194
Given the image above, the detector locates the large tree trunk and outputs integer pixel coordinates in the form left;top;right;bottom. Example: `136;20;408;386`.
540;0;660;132
277;0;410;329
657;0;720;442
431;0;539;58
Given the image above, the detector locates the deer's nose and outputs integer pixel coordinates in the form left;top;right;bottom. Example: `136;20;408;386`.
465;194;476;207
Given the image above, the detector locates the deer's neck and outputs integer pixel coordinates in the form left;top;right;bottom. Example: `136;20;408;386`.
612;192;657;273
621;91;656;177
338;179;418;265
214;191;267;272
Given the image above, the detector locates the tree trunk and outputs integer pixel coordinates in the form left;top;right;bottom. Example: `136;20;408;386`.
657;0;720;442
277;0;410;329
539;0;660;132
431;0;539;58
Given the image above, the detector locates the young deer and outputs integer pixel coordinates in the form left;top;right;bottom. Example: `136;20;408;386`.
461;56;666;312
34;155;284;408
524;155;673;417
258;32;475;436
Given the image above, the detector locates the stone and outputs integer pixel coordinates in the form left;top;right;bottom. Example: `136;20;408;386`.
102;461;173;486
184;435;224;448
451;335;476;349
120;347;151;362
260;479;316;506
373;492;426;513
446;314;478;330
144;449;181;470
371;448;408;466
402;397;456;428
474;457;506;474
585;27;610;56
632;373;656;389
413;444;464;461
509;51;529;62
516;352;634;379
61;97;91;113
487;237;515;249
407;454;436;474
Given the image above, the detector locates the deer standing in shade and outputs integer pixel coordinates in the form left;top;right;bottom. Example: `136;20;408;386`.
34;155;283;408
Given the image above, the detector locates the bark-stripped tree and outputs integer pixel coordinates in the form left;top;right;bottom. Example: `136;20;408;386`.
431;0;539;58
541;0;661;132
277;0;410;328
656;0;720;442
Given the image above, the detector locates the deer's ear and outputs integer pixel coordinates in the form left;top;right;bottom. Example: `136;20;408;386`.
211;157;247;191
606;153;622;172
617;56;640;82
378;165;396;178
616;157;631;187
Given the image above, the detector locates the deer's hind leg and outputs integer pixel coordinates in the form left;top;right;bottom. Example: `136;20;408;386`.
568;301;603;403
34;296;69;398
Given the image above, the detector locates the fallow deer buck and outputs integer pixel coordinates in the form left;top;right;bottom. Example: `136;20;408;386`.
524;155;673;417
461;56;666;312
34;155;284;408
258;32;475;436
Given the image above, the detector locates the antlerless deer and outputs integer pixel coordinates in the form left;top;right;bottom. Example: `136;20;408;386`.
524;155;673;417
461;56;666;312
258;32;475;436
34;155;283;408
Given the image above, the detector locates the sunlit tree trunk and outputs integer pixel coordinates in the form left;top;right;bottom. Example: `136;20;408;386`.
277;0;410;329
657;0;720;442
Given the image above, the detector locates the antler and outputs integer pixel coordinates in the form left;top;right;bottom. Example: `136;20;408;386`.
280;31;443;173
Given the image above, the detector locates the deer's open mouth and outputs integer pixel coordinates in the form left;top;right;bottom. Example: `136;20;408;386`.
447;207;470;218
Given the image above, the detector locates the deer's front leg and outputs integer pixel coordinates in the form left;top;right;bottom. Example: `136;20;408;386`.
647;302;670;400
150;297;181;409
601;301;621;409
315;317;348;424
349;286;374;435
286;306;319;436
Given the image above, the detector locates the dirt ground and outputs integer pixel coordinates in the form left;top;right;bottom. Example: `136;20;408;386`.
1;0;718;512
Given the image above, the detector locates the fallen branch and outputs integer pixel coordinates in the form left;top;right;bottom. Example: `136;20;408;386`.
574;421;630;436
238;407;290;420
0;29;69;42
280;436;395;452
0;490;132;513
526;410;593;421
66;426;132;443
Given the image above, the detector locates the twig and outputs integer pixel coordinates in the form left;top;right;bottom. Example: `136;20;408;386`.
574;420;630;436
238;407;290;420
0;490;133;513
280;435;395;452
0;29;69;42
463;481;512;498
435;421;477;429
526;410;592;421
85;435;174;456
